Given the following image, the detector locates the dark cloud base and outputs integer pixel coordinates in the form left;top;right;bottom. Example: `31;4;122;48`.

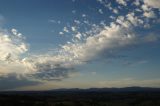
0;73;41;91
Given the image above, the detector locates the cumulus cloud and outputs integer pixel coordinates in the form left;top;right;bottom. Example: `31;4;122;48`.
143;0;160;9
143;11;156;18
126;12;144;26
116;0;127;6
141;4;151;11
139;0;159;22
133;0;140;6
0;29;28;63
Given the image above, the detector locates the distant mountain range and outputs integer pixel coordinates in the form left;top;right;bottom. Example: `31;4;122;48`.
50;87;160;92
1;87;160;94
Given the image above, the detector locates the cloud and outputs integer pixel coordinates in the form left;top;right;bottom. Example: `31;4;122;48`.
123;60;148;67
82;14;86;18
98;78;160;88
74;32;82;40
133;0;140;6
63;27;69;33
98;9;103;14
116;0;127;6
0;0;159;87
27;0;159;81
21;53;78;81
28;62;75;81
0;73;41;90
143;0;160;9
0;29;28;63
141;4;151;11
59;31;64;35
143;33;159;42
71;26;76;32
18;16;138;82
113;9;119;14
126;12;144;26
61;21;148;63
143;11;156;18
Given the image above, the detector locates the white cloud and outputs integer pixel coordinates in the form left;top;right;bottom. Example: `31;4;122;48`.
143;11;156;18
59;32;64;35
126;12;144;26
0;29;28;63
63;27;69;33
71;26;76;32
141;4;151;11
109;16;116;20
61;22;136;62
98;9;103;14
49;19;56;23
113;9;119;14
116;0;127;6
133;0;140;6
143;0;160;9
82;14;86;17
75;32;82;40
140;0;159;20
116;16;131;28
74;20;80;24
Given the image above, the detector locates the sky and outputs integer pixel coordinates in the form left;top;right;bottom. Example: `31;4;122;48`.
0;0;160;91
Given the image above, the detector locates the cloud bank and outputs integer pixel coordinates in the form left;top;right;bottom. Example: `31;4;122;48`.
0;73;41;91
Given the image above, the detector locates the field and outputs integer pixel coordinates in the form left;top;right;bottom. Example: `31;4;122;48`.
0;90;160;106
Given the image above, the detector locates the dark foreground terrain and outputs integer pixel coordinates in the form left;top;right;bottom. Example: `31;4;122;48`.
0;87;160;106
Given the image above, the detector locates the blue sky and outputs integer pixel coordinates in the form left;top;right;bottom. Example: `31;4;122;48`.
0;0;160;90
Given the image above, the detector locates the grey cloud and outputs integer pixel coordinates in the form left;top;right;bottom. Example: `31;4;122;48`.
0;73;41;91
143;34;160;42
28;63;75;81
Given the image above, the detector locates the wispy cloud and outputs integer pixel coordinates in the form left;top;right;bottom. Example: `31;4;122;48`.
98;78;160;88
